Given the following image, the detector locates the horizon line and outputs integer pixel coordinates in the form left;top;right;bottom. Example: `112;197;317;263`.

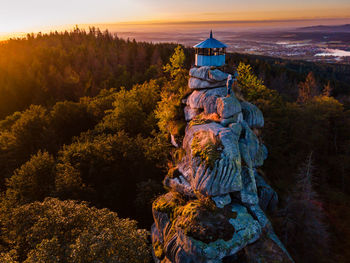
91;17;350;26
1;17;350;41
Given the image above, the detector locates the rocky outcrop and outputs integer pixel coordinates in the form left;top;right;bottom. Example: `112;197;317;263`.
152;66;294;263
216;96;242;119
241;101;264;128
186;87;227;116
188;66;228;90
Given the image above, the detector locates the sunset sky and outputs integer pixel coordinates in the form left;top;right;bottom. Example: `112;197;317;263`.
1;0;350;36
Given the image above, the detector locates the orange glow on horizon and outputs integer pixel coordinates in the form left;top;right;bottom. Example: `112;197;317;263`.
1;0;350;39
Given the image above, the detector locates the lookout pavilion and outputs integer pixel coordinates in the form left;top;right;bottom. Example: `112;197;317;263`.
193;31;227;67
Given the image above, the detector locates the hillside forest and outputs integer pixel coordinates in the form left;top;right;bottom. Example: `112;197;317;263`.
0;28;349;262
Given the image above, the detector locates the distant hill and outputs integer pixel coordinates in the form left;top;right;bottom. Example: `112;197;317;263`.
298;24;350;32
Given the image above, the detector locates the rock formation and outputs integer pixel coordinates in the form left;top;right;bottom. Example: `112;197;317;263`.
151;66;294;263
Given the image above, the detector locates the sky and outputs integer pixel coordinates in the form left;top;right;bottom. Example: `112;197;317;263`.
1;0;350;36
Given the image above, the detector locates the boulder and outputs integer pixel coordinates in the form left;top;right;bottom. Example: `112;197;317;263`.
241;101;264;128
189;66;228;82
209;69;229;82
240;167;259;205
163;232;195;263
238;121;260;168
247;204;270;228
212;194;231;208
252;143;268;168
216;96;242;119
220;112;243;127
184;106;200;121
182;122;223;152
163;175;195;197
175;204;261;263
187;87;226;114
180;123;243;196
152;208;171;242
179;155;243;197
189;66;211;81
189;77;226;90
220;116;236;127
229;122;243;137
255;172;278;212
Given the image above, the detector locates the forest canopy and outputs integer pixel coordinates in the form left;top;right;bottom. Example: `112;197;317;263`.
0;28;349;262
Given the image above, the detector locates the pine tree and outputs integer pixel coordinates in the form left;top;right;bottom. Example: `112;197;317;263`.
322;81;332;97
280;153;330;263
297;72;319;103
163;45;186;79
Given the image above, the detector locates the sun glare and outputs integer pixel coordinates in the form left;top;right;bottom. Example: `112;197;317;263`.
0;0;350;39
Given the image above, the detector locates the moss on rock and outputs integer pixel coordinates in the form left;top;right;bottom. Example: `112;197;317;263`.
191;130;222;168
174;198;237;244
153;191;187;219
189;113;220;128
153;240;164;259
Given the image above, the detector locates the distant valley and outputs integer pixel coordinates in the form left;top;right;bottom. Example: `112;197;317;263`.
114;24;350;64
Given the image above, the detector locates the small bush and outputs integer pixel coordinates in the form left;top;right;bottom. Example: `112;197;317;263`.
191;131;222;168
153;240;164;259
189;113;220;128
152;192;186;219
174;199;236;243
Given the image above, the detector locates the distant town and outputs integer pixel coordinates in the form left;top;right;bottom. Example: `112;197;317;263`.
115;24;350;64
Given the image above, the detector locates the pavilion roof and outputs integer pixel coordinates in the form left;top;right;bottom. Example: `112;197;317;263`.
193;31;227;48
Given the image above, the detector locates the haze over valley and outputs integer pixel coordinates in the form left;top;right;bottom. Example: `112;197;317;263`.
112;23;350;64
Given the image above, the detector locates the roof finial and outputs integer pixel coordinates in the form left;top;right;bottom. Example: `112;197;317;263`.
210;30;213;38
